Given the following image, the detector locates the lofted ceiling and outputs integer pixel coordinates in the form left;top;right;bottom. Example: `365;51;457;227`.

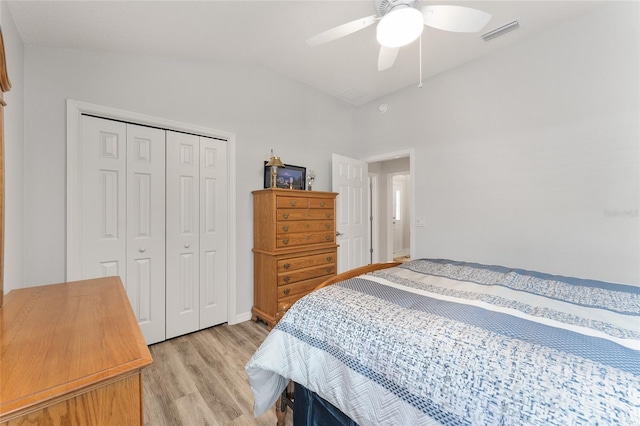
7;0;609;105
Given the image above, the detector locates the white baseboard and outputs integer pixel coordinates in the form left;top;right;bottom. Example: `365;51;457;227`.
231;311;253;325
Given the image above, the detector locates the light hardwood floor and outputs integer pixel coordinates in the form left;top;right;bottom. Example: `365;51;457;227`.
143;320;292;426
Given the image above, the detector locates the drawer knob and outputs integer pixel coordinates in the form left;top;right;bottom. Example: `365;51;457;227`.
283;263;291;269
325;224;330;229
283;238;289;245
283;213;290;219
282;226;289;232
326;213;331;218
325;235;331;241
327;267;333;273
283;288;291;295
320;201;325;207
283;276;290;283
291;200;297;206
139;247;146;253
327;256;332;262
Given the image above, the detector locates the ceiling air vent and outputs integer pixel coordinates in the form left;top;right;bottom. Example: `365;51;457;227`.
481;20;520;42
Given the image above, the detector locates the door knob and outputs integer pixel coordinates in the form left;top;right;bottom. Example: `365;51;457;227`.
139;247;146;253
184;243;190;248
336;231;344;236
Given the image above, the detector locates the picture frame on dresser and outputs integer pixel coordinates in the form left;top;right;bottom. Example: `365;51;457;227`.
263;161;306;190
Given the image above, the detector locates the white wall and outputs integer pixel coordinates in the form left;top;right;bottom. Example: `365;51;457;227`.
1;2;24;294
22;46;356;318
355;2;639;285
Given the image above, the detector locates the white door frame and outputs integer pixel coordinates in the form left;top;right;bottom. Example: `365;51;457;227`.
66;99;239;325
368;173;379;264
362;149;415;262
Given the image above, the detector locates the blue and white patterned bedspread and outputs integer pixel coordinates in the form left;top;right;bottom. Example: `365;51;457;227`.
246;259;640;425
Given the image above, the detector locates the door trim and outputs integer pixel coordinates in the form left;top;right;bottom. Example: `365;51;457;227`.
66;99;239;325
368;173;379;264
362;149;415;262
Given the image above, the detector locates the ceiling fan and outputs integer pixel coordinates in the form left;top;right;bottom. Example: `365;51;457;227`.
306;0;492;71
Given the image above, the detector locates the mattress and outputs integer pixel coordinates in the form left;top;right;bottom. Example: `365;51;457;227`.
246;259;640;425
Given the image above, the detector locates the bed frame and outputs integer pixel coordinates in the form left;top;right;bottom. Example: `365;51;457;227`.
274;261;402;426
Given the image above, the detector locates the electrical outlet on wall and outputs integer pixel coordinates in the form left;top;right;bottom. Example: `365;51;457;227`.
416;217;426;227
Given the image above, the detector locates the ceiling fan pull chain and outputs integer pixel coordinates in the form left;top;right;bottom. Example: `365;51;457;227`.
418;32;423;88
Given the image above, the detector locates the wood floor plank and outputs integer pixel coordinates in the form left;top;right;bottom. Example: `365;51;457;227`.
143;320;293;426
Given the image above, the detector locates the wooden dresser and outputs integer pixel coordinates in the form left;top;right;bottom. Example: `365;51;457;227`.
252;188;338;328
0;277;153;425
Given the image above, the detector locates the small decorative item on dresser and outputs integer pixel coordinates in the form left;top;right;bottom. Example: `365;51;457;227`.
265;150;285;188
263;162;306;190
307;170;316;191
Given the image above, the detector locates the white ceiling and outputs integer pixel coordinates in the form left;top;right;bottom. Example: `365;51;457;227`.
7;0;610;105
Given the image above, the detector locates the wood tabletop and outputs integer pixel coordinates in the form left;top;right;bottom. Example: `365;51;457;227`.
0;276;153;419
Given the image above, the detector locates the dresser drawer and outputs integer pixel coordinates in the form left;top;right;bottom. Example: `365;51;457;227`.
278;263;337;285
277;278;326;299
276;231;335;248
276;196;309;209
277;251;337;273
309;198;334;209
277;209;334;221
277;220;333;234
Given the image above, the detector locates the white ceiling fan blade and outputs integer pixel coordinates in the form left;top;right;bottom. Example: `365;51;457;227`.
378;46;399;71
422;5;491;33
306;14;378;46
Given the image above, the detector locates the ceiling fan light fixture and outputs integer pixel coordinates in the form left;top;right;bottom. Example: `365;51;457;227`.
376;7;424;48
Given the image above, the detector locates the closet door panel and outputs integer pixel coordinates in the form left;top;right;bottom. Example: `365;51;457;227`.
80;116;127;281
166;131;200;339
126;124;166;345
200;137;228;328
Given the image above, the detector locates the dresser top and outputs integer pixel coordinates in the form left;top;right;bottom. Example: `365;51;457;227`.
0;276;153;418
252;188;337;197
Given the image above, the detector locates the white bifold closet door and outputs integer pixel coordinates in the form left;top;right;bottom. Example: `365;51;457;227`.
165;131;228;339
80;115;166;344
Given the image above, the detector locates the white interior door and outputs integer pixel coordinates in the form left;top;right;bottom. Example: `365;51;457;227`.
199;137;228;328
126;124;166;345
332;153;369;273
81;116;127;280
80;116;166;344
166;131;201;339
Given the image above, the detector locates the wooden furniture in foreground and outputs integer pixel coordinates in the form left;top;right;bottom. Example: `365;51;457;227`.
0;276;153;425
0;27;12;308
274;261;402;426
252;188;338;329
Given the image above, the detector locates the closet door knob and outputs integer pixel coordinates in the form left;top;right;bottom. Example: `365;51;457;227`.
139;248;146;253
184;243;190;248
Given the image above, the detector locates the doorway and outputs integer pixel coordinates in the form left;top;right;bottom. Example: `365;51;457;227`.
391;173;410;260
365;150;413;263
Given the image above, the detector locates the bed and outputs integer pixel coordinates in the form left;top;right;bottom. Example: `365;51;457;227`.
245;258;640;425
